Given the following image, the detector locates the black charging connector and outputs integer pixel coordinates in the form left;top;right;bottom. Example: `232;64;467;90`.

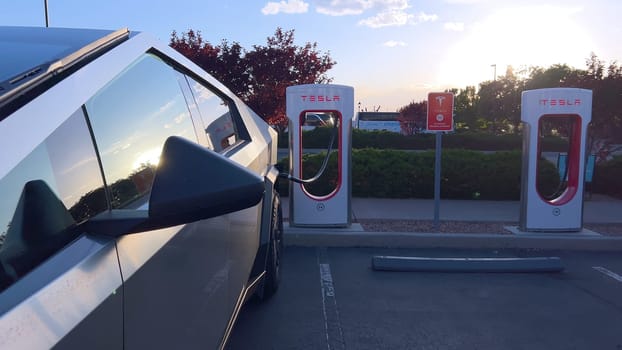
279;118;339;184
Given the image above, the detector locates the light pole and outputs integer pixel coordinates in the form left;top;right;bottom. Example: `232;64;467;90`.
491;64;497;81
44;0;49;27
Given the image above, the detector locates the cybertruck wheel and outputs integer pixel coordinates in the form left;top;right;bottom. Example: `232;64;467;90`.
262;194;283;299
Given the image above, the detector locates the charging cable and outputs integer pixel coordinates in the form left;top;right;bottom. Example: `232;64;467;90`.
542;121;573;200
279;118;338;184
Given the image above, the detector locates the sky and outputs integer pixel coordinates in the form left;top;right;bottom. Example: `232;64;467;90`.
2;0;621;112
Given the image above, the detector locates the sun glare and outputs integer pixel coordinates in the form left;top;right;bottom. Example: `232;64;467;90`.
438;5;593;88
132;147;162;172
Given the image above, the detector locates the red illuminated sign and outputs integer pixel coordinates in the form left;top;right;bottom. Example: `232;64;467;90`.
301;95;341;102
539;98;581;107
427;92;454;132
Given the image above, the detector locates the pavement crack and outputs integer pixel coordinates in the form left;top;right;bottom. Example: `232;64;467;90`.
556;273;622;314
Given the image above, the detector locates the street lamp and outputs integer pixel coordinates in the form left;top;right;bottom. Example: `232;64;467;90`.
44;0;49;27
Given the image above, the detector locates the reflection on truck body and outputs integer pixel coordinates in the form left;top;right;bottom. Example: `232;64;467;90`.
206;112;237;151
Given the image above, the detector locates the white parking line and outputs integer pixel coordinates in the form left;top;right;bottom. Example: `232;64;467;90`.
593;266;622;283
317;248;345;350
319;262;333;350
320;264;335;297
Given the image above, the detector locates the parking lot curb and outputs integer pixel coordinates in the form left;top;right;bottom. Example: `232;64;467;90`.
284;230;622;251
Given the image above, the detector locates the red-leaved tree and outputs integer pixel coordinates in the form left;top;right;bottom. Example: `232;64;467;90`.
170;28;335;131
397;100;427;135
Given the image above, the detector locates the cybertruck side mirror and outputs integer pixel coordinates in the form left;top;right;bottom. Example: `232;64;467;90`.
85;136;264;236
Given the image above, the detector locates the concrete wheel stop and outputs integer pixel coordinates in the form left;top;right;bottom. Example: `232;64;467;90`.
504;226;601;237
372;255;565;273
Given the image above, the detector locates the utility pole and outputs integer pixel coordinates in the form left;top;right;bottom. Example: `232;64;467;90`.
491;64;497;81
44;0;49;27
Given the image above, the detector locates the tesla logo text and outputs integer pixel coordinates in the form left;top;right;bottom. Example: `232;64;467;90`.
301;95;340;102
435;95;446;107
539;99;581;107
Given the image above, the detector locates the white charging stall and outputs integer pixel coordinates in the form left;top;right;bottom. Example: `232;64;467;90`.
519;88;592;232
286;84;354;227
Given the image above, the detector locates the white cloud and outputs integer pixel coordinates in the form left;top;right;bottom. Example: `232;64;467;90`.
444;0;486;3
384;40;407;47
417;12;438;22
358;9;438;27
314;0;437;28
444;22;464;31
261;0;309;15
315;0;411;16
315;0;373;16
375;0;409;10
359;9;413;27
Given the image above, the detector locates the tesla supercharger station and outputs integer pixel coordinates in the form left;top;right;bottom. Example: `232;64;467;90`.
286;84;354;227
519;88;592;232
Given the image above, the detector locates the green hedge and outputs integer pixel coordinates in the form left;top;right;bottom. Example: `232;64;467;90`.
593;156;622;198
278;129;568;152
277;149;561;200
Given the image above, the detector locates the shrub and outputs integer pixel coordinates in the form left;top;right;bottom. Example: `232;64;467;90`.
276;149;560;200
593;156;622;199
277;129;568;151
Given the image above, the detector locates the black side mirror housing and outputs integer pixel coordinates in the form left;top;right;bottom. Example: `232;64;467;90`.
85;136;264;236
147;136;264;227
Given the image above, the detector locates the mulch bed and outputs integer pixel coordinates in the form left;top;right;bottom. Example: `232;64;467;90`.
357;219;622;237
285;218;622;236
357;219;513;234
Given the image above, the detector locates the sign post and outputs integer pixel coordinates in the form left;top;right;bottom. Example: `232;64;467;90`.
427;92;454;231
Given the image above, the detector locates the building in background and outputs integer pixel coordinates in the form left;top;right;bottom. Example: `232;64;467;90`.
355;112;401;133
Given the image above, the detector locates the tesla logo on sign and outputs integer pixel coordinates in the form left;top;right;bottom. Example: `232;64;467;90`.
435;95;446;108
427;92;454;132
539;98;581;107
301;95;341;102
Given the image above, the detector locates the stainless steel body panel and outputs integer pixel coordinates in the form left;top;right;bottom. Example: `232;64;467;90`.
0;26;278;349
118;221;231;349
0;235;122;349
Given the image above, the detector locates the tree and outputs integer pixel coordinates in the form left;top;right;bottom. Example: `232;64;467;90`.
453;86;479;130
397;100;427;135
212;39;250;96
170;30;220;72
170;28;336;131
244;28;335;131
477;66;523;134
523;64;579;90
578;54;622;157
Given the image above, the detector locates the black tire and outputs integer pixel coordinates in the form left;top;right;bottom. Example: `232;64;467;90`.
262;194;283;299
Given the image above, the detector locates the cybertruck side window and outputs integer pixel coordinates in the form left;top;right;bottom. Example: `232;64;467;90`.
85;54;198;209
0;108;106;291
184;75;242;152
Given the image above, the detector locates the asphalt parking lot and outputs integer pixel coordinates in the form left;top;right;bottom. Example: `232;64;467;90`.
228;247;622;350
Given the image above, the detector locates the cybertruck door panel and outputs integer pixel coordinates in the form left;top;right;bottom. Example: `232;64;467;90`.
225;140;269;314
178;72;266;319
117;219;230;350
227;204;262;311
225;141;266;309
0;236;122;349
